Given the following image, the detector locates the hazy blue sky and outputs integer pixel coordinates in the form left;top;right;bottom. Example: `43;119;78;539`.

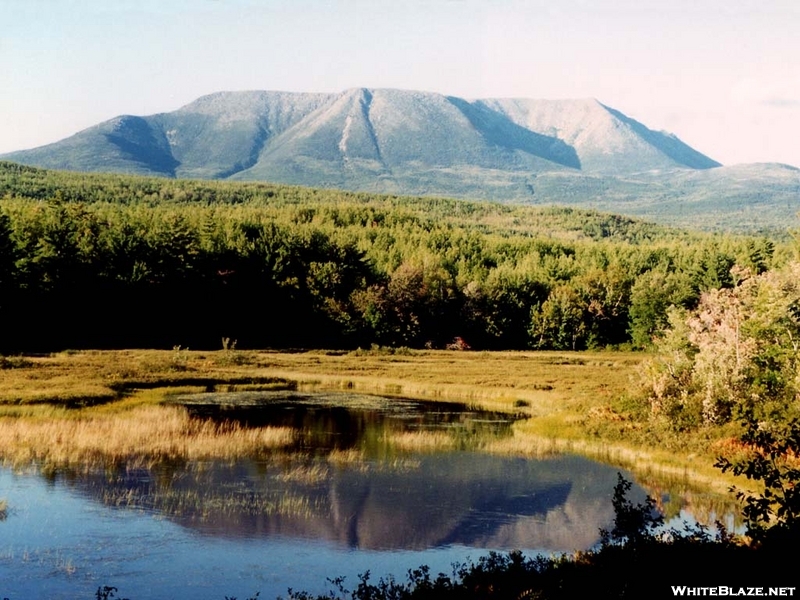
2;0;799;167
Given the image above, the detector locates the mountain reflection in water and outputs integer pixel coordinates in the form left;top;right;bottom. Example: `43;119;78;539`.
74;453;612;551
51;392;623;553
0;392;655;600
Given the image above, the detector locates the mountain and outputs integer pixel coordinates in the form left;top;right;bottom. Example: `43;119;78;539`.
3;88;798;231
2;88;717;181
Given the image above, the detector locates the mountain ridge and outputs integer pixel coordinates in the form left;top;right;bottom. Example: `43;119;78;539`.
2;88;720;182
3;87;799;232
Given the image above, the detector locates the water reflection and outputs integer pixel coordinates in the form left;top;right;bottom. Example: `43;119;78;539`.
72;453;616;552
34;391;624;553
174;390;517;453
0;392;702;599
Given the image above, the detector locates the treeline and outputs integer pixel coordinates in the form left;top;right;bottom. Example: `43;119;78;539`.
0;162;788;352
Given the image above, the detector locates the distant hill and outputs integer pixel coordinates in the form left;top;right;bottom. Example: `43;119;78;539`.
513;162;800;231
2;88;799;231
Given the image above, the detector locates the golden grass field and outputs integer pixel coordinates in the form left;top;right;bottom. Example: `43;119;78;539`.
0;347;640;416
0;348;740;496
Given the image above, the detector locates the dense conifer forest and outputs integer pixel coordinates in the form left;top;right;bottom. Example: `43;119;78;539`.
0;161;786;352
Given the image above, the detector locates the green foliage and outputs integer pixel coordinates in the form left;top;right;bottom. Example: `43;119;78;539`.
0;164;788;352
0;211;17;289
599;473;664;548
642;263;800;429
628;269;694;348
530;284;587;350
95;587;129;600
716;414;800;545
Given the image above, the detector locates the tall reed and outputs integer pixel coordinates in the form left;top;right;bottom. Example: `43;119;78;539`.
0;405;295;469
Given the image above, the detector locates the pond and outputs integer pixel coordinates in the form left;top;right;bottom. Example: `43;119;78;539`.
0;391;700;599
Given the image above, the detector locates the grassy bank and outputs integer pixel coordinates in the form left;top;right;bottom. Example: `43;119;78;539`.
0;348;739;493
0;347;639;410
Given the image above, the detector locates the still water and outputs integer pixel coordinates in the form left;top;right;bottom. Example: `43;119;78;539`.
0;392;655;599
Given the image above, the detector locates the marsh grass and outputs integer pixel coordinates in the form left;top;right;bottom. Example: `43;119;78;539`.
0;355;33;369
0;350;294;407
276;463;330;484
100;483;323;522
385;430;457;453
0;405;295;469
53;552;77;576
0;348;744;492
322;449;421;474
0;498;7;520
326;448;367;465
0;349;639;411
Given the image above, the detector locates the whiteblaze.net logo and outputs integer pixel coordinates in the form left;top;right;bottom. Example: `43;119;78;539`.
672;587;796;597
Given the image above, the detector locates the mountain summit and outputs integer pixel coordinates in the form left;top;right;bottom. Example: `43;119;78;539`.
2;88;721;200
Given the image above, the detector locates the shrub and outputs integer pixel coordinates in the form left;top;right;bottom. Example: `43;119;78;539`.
716;412;800;545
641;263;800;429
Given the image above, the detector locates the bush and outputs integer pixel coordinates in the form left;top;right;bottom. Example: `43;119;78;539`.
716;412;800;545
641;263;800;429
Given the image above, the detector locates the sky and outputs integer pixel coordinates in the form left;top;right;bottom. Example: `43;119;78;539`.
1;0;799;167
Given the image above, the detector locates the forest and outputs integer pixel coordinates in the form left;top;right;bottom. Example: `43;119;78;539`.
0;161;787;352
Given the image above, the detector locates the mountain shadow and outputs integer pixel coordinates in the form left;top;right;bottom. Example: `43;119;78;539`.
447;97;581;169
103;116;179;176
602;105;721;170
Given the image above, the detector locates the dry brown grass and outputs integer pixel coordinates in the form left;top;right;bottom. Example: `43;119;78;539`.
385;430;457;453
276;463;330;484
326;448;367;465
0;405;295;469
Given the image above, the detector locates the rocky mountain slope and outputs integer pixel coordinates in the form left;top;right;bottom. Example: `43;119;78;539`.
3;88;798;231
2;88;718;180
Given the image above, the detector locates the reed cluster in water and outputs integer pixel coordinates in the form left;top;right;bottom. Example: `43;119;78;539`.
0;405;295;469
99;482;321;522
384;430;457;453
